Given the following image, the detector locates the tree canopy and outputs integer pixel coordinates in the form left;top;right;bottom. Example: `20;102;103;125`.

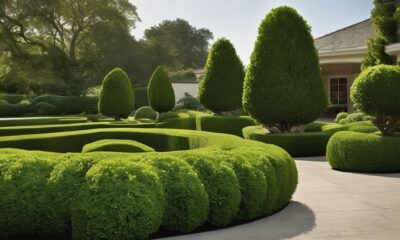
144;19;214;70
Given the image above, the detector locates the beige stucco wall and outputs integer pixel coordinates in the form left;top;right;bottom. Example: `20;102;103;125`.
172;83;199;101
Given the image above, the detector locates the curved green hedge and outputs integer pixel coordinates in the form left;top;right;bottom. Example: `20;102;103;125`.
196;115;257;137
0;122;155;137
82;139;155;153
327;131;400;173
243;126;331;157
0;129;297;240
0;117;88;127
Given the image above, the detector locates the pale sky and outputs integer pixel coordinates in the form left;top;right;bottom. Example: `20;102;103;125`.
131;0;374;64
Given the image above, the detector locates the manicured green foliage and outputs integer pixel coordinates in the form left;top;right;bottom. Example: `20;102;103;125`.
72;160;165;240
143;156;208;232
99;68;135;120
304;122;346;134
35;102;60;115
351;65;400;135
243;6;328;132
32;95;99;114
134;87;149;109
179;152;241;227
0;117;87;127
156;117;197;130
133;106;158;121
0;93;35;104
337;112;373;125
174;93;206;112
148;67;176;113
82;139;155;153
0;129;298;239
243;126;332;157
199;38;245;113
327;131;400;173
196;115;257;137
0;103;27;117
0;122;154;137
334;112;349;123
343;121;380;133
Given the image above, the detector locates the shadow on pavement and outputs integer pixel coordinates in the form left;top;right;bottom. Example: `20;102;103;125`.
158;201;316;240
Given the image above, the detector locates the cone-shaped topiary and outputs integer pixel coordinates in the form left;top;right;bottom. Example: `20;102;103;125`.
98;68;135;120
148;67;176;113
243;6;328;132
199;38;245;114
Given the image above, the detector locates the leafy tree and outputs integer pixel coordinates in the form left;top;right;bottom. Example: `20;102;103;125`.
0;0;139;95
144;19;214;70
199;38;245;114
362;0;399;70
98;68;135;120
243;6;328;133
148;67;175;114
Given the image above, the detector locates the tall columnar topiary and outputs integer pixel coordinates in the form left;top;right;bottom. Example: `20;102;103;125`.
243;6;328;132
147;67;175;114
362;0;399;70
199;38;245;114
351;65;400;135
98;68;135;120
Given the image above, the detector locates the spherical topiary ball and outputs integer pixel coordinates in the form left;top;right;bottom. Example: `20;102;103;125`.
351;65;400;117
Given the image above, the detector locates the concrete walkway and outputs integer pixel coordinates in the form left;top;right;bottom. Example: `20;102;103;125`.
159;157;400;240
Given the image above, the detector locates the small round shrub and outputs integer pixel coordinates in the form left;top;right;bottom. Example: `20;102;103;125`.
335;112;349;123
133;106;158;121
142;156;209;233
82;139;155;153
351;65;400;135
71;160;165;240
327;131;400;173
99;68;135;120
35;102;60;115
199;38;245;114
243;6;328;132
148;67;176;113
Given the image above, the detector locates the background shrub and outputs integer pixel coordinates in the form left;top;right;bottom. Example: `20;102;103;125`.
99;68;135;120
0;103;27;117
148;67;176;113
32;95;98;115
196;115;256;137
173;92;206;112
337;112;373;125
243;6;328;132
35;102;60;116
134;87;149;109
334;112;349;123
351;65;400;135
133;106;158;121
199;38;245;114
82;139;155;153
327;131;400;173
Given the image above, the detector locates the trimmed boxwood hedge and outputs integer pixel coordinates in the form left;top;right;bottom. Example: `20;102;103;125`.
326;131;400;173
82;139;155;153
0;129;297;240
243;126;331;157
0;117;88;127
196;115;257;137
0;122;155;137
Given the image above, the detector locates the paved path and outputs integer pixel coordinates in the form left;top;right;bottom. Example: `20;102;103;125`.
159;157;400;240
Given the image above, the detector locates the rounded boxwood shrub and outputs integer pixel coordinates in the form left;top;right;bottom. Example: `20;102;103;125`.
35;102;60;115
82;139;155;153
178;152;241;227
142;156;208;233
351;65;400;135
99;68;135;120
148;67;176;113
327;131;400;173
71;160;165;240
243;6;328;132
334;112;349;123
199;38;245;114
133;106;158;121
